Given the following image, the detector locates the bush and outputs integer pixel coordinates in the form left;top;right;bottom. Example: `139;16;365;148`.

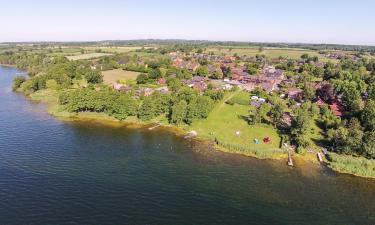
12;76;26;91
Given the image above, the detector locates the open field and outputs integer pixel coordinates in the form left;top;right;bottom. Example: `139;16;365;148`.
205;46;324;60
190;91;282;158
102;69;140;84
82;46;154;53
66;53;113;60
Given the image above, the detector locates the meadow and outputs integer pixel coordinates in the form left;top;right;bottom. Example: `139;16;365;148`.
102;69;140;84
190;91;284;158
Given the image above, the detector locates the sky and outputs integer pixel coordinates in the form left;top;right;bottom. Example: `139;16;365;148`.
1;0;374;45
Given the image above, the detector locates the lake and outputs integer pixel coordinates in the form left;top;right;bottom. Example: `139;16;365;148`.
0;66;374;225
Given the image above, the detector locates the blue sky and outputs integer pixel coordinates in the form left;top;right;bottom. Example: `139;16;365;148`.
1;0;374;45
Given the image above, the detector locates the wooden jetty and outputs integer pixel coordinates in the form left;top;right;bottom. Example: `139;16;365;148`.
148;123;161;130
287;151;294;167
184;130;197;139
317;152;323;162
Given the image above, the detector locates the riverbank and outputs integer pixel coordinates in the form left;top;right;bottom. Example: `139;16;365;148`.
20;87;375;179
0;63;17;68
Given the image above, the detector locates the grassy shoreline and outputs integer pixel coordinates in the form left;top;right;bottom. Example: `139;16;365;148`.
22;88;375;179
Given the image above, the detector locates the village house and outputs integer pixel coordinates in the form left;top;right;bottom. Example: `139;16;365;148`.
329;100;344;117
155;86;169;94
157;77;166;85
136;87;154;97
286;88;304;101
182;76;208;92
113;83;126;91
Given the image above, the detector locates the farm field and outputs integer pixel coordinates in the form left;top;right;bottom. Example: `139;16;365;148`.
102;69;140;84
82;46;154;53
205;46;324;60
66;53;113;61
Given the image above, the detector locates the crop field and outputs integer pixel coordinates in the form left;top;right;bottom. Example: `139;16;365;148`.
102;69;140;84
66;53;113;61
82;46;154;53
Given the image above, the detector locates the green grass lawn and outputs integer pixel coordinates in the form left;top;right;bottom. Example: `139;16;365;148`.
190;91;283;158
102;69;140;85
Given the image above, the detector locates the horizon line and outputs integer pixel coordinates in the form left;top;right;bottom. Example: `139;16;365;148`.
1;39;375;48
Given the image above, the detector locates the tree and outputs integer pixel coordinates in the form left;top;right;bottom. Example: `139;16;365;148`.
175;87;198;104
320;104;340;130
149;68;163;79
171;100;188;125
301;53;309;60
363;131;375;158
362;100;375;131
291;103;314;150
210;69;223;79
268;96;287;127
221;67;232;78
12;76;26;90
303;82;316;101
85;70;103;84
166;77;182;92
138;97;157;121
317;82;334;103
251;103;271;124
196;66;209;77
46;79;59;90
185;96;214;124
136;73;149;84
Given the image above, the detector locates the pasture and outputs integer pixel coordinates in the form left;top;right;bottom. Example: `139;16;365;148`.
102;69;140;84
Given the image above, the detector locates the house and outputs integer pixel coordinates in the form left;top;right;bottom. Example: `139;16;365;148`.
157;77;166;85
287;88;303;101
262;66;284;81
155;86;169;94
315;98;326;107
182;76;208;92
222;84;233;90
137;87;154;97
188;63;199;72
192;82;207;92
113;83;126;90
172;58;184;68
329;100;344;117
281;112;293;127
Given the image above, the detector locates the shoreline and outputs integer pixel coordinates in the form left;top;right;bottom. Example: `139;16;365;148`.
0;63;17;68
25;89;336;169
38;94;375;179
5;61;373;179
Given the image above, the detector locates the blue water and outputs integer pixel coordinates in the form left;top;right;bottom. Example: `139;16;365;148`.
0;66;374;225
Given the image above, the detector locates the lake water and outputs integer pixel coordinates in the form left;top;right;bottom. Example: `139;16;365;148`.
0;66;374;225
